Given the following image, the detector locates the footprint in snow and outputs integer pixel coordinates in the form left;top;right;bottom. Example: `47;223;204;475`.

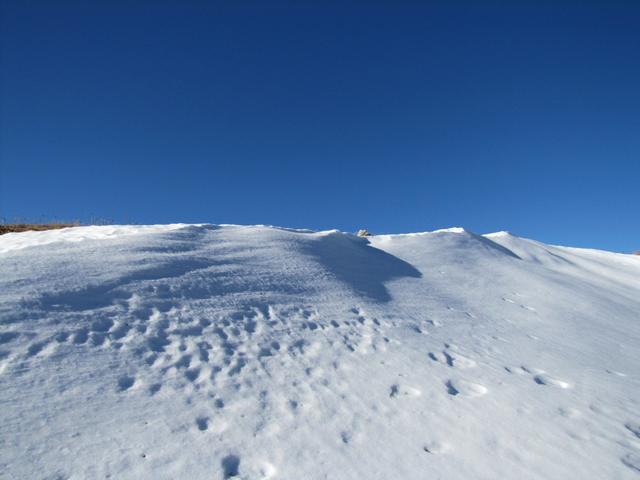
505;366;571;389
428;351;446;364
117;375;136;391
502;297;536;312
423;440;451;454
558;407;581;418
625;422;640;439
533;373;571;389
72;328;89;344
26;340;49;357
148;383;162;395
221;455;241;479
389;384;422;398
622;453;640;473
258;462;277;479
445;379;487;397
504;366;529;375
195;416;209;431
429;346;476;369
0;332;20;344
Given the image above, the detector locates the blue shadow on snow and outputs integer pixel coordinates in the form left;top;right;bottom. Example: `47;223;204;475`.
303;233;422;303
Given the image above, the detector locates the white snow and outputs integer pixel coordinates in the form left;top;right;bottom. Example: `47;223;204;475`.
0;224;190;253
0;224;639;479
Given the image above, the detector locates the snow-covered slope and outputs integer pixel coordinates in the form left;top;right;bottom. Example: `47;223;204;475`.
1;225;639;479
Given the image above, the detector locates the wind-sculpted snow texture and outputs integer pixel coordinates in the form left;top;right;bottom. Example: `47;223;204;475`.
0;225;639;479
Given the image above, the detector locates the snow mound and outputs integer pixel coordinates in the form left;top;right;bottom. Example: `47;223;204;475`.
1;224;639;479
0;223;191;253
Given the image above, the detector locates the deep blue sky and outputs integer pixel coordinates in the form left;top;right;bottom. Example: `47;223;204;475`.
1;1;639;252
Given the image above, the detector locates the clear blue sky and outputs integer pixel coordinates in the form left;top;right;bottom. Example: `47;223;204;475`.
1;1;639;252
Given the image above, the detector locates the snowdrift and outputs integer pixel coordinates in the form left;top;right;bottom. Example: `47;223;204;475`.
1;225;639;479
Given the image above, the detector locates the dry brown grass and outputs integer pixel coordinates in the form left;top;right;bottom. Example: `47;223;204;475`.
0;223;80;235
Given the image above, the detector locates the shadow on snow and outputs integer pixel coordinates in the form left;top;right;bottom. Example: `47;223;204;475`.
303;232;422;302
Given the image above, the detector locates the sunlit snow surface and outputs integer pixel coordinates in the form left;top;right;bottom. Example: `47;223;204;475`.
1;225;639;479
